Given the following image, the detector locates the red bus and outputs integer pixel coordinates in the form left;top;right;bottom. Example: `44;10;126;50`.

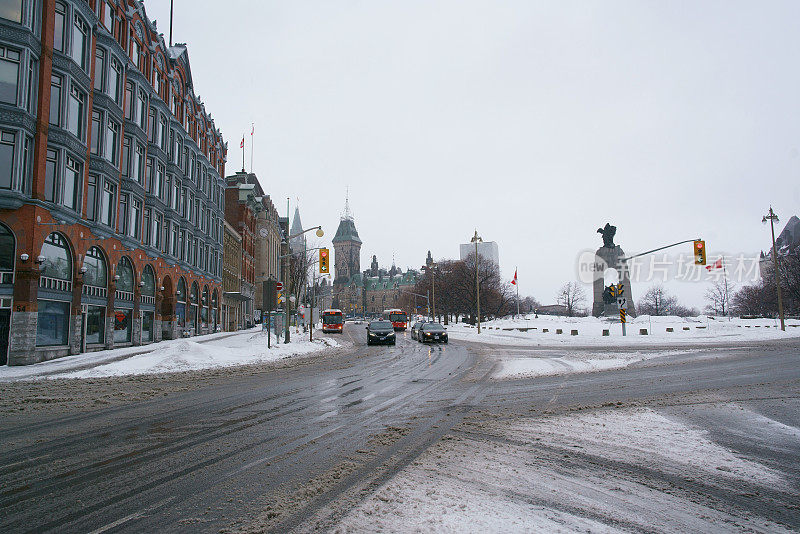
383;309;408;331
322;309;344;333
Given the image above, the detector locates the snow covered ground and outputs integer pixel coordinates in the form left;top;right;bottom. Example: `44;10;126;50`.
331;405;798;533
0;327;340;382
446;315;800;380
447;314;800;348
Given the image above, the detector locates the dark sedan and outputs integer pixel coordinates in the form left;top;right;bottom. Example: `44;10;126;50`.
418;322;448;343
366;320;396;346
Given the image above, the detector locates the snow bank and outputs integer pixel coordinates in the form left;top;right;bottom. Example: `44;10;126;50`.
0;328;340;381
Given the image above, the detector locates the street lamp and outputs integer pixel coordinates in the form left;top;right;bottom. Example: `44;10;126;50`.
763;207;786;331
282;221;324;343
471;230;482;334
422;261;437;322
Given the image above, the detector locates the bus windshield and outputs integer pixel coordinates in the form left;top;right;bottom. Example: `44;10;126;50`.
322;313;342;325
389;312;407;322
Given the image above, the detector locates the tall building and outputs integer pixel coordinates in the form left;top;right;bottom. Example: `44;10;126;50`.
0;1;227;365
459;241;500;268
332;204;362;314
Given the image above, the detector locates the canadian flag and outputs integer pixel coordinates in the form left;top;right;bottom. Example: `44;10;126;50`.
706;258;723;271
240;137;245;149
511;269;517;285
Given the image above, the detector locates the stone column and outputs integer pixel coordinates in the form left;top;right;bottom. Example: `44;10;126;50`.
132;285;141;345
105;281;116;350
154;290;163;343
8;266;41;365
69;276;84;355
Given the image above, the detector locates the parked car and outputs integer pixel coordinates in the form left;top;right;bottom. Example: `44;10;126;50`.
418;322;448;343
366;320;396;346
410;321;426;340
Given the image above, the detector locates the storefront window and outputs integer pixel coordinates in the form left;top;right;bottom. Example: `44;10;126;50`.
113;308;131;343
85;305;105;344
36;299;70;346
142;311;153;342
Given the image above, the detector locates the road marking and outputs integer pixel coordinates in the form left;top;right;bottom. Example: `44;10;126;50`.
87;497;177;534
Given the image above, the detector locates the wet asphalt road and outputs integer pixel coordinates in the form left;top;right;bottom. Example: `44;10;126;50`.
1;324;798;533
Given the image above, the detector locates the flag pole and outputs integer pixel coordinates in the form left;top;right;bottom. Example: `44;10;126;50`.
250;123;254;173
516;267;519;319
241;135;245;172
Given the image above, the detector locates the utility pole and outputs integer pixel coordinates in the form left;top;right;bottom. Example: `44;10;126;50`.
763;207;786;331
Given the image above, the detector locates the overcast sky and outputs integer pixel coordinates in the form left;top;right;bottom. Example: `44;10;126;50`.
147;0;799;309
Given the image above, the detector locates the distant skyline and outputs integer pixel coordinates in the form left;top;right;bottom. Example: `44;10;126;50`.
146;1;800;308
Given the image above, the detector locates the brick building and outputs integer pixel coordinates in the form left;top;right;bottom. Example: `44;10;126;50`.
221;219;243;331
224;170;260;326
0;1;226;365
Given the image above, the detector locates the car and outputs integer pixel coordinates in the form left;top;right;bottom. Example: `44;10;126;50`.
418;322;448;343
366;320;396;346
410;320;426;340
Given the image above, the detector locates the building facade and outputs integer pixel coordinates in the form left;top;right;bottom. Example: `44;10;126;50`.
224;170;259;327
331;204;417;316
221;219;243;331
0;0;226;365
254;189;281;317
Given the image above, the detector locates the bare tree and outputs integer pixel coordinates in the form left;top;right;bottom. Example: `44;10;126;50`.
705;278;735;316
638;284;678;316
557;282;587;317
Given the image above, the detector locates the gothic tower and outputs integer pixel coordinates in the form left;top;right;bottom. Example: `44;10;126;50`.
332;200;362;286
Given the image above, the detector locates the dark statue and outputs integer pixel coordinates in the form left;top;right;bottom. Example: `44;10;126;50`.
597;223;616;248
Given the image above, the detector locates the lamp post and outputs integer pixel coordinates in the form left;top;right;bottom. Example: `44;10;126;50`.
282;222;324;343
422;262;437;322
471;230;482;334
763;207;786;331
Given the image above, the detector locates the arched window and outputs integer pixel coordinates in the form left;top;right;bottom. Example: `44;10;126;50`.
211;289;218;329
83;246;107;289
115;257;134;293
40;232;72;281
177;277;186;302
141;265;155;297
200;285;209;324
190;282;198;303
176;277;187;328
37;233;73;346
0;223;15;284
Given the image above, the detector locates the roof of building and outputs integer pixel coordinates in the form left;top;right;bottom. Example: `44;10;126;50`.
332;217;362;244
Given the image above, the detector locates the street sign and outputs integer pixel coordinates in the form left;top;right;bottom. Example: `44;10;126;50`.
276;282;283;291
617;283;627;335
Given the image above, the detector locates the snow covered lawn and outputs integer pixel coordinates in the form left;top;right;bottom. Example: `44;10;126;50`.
332;406;796;533
0;328;340;381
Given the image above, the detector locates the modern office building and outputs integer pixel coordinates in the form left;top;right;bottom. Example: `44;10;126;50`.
0;1;227;365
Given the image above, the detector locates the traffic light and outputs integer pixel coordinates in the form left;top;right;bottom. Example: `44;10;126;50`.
262;280;278;312
319;248;329;274
693;240;706;265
